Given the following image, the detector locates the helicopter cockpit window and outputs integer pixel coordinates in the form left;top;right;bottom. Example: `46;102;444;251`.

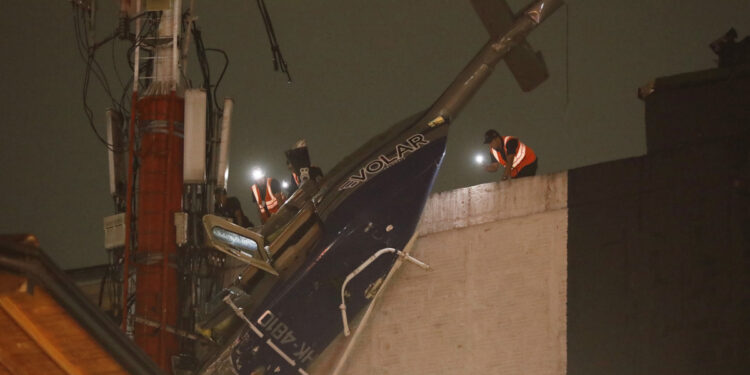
262;179;319;243
211;226;259;258
202;214;279;276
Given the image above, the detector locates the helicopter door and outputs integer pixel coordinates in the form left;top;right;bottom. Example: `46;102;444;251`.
202;214;279;276
266;205;322;280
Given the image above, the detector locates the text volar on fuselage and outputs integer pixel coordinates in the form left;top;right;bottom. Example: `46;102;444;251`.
339;134;430;191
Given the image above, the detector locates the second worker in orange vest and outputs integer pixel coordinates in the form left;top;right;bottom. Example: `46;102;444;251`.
483;129;538;180
251;177;285;224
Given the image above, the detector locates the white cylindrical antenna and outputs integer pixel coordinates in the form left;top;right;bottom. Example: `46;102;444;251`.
172;0;181;91
106;109;117;196
132;0;141;92
216;98;234;189
105;109;125;197
183;89;207;183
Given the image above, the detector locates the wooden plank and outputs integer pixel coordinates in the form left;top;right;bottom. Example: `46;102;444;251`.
0;274;25;294
0;273;128;374
0;344;30;375
7;288;127;374
0;362;12;375
0;296;84;375
2;284;127;375
0;307;63;375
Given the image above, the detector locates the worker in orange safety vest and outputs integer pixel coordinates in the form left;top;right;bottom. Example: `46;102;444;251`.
483;129;538;180
250;177;284;224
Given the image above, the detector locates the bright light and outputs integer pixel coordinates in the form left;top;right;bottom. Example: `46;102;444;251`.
251;167;265;181
281;180;289;189
474;154;485;165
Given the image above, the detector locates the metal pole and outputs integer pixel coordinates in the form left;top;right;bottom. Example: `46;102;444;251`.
121;95;137;333
171;0;181;91
120;0;141;338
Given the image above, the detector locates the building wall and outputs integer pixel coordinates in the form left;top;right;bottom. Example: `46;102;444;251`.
317;67;750;375
567;67;750;375
330;174;568;375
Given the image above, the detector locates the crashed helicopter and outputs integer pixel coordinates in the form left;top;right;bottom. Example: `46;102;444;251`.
198;0;563;373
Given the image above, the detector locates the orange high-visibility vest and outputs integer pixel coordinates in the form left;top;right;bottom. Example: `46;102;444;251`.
251;178;280;223
490;136;536;178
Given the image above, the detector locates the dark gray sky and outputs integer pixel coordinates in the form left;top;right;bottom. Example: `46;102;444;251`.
1;0;748;269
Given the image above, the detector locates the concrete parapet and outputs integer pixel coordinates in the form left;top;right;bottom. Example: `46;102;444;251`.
418;172;567;236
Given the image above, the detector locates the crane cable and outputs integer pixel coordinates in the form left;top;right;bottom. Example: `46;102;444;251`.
255;0;292;83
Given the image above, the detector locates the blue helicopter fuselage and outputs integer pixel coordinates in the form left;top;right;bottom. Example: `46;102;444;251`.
222;113;449;375
203;0;564;371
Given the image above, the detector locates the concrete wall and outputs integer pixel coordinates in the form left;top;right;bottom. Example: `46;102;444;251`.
332;173;568;374
567;67;750;375
316;67;750;375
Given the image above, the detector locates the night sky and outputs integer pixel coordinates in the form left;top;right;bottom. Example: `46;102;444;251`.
1;0;748;269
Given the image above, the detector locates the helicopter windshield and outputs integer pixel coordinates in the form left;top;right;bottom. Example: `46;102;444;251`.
261;179;319;244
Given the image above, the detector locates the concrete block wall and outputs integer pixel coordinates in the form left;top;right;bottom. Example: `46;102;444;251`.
567;142;750;375
308;67;750;375
566;67;750;375
332;173;568;375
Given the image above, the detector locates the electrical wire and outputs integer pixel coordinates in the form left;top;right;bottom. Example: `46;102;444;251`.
205;48;229;111
76;7;122;109
191;22;232;144
111;37;126;91
71;4;127;152
71;4;163;153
